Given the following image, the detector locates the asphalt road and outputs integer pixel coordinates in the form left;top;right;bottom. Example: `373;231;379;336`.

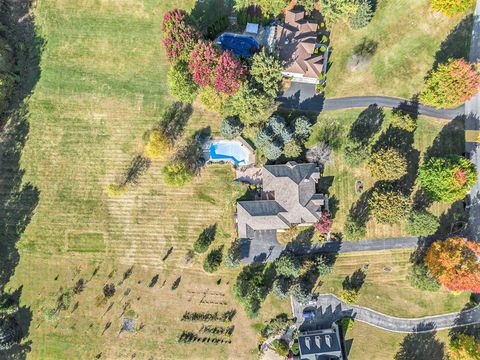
466;0;480;241
240;236;421;264
278;83;465;120
293;294;480;333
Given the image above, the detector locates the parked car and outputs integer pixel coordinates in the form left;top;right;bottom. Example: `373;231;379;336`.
303;309;315;319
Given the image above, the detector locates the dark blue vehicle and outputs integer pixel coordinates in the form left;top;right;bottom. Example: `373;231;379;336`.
303;309;315;319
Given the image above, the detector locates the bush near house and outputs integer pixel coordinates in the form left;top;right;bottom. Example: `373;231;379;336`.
270;339;289;357
420;59;480;108
390;112;417;132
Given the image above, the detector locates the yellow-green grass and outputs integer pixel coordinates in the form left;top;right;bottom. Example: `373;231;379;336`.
307;109;464;240
10;0;263;358
318;250;470;318
9;257;265;359
326;0;472;98
346;321;451;360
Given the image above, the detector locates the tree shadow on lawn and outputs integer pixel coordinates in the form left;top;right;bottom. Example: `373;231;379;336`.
156;102;193;143
394;323;447;360
433;14;474;70
342;268;366;293
348;104;384;145
424;115;465;161
0;0;44;355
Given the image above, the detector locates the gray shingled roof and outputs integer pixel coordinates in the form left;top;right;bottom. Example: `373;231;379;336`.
263;162;317;184
236;162;326;241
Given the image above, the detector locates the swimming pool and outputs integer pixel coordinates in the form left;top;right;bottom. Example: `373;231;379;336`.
209;140;250;166
216;33;260;57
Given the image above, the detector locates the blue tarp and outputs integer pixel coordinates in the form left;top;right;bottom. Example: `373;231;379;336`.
217;33;260;57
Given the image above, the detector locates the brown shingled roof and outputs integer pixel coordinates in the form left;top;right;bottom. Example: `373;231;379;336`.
276;8;324;79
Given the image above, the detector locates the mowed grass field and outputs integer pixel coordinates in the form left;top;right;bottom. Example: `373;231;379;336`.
10;0;275;358
7;0;473;359
307;109;465;240
318;250;470;318
326;0;473;98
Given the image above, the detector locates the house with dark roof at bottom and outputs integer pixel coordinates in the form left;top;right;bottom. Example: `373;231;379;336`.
298;324;344;360
275;8;327;84
236;162;328;243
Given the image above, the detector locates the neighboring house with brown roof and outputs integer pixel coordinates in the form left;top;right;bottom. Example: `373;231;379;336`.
236;162;328;241
275;8;327;84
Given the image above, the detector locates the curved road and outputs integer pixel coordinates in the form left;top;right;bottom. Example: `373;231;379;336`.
278;83;465;120
294;294;480;333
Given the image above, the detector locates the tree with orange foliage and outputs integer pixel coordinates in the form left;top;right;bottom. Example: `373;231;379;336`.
425;237;480;293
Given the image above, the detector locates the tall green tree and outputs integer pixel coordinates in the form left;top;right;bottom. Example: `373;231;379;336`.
418;155;476;202
250;50;283;98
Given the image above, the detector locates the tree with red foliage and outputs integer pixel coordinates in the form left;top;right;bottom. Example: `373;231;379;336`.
314;211;333;234
420;59;480;107
214;51;245;95
425;237;480;293
162;9;200;63
189;41;220;88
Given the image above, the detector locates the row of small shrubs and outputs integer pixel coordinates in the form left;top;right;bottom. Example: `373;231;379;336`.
177;331;232;344
181;310;236;322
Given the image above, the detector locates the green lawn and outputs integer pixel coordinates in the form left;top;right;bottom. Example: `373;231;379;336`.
11;1;267;358
318;250;470;318
7;0;474;358
307;109;465;239
326;0;473;98
346;321;451;360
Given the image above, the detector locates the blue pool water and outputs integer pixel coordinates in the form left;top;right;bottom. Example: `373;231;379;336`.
217;33;260;57
209;141;249;165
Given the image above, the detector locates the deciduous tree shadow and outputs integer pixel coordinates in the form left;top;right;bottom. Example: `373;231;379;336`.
424;115;465;161
433;14;474;70
395;323;447;360
0;0;43;356
157;102;193;142
348;104;384;144
342;268;366;292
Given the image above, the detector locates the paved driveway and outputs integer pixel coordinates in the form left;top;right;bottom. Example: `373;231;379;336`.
277;83;464;120
292;294;480;333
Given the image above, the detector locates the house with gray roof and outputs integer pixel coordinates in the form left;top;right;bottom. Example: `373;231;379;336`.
236;162;327;241
298;324;344;360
